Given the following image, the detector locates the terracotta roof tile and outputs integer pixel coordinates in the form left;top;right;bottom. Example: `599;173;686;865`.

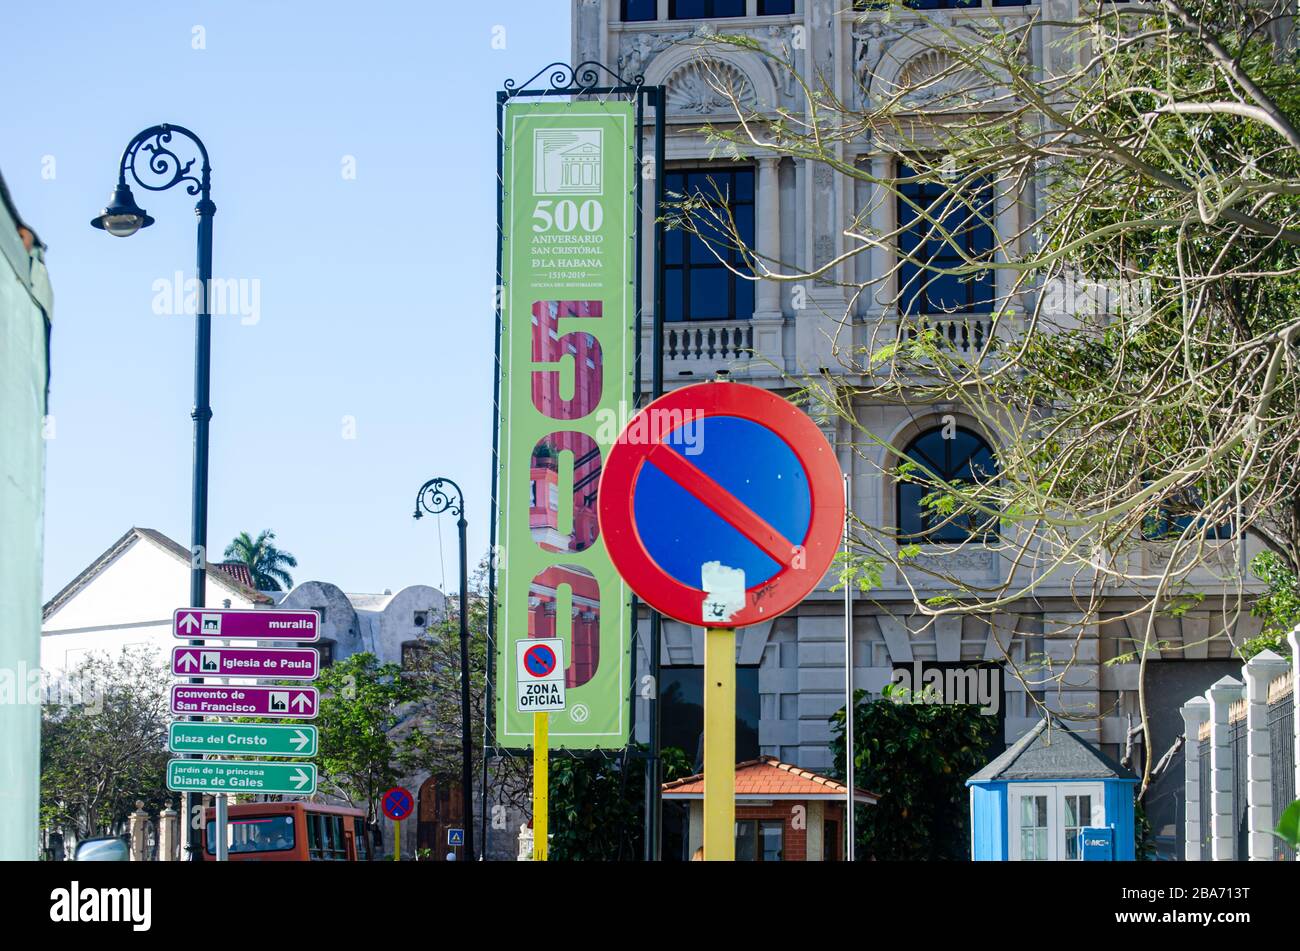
662;756;878;802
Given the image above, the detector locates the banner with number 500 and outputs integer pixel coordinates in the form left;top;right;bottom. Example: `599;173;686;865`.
494;100;635;748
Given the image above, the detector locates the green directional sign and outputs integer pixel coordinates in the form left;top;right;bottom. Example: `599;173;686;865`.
167;759;317;795
168;722;317;758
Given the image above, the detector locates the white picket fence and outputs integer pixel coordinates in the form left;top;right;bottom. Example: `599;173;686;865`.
1180;631;1299;861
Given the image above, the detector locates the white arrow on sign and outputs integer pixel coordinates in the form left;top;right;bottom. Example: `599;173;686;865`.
291;730;310;752
291;768;311;790
177;652;198;671
178;613;200;633
290;693;312;713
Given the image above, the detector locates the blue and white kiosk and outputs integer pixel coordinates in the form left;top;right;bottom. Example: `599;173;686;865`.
967;714;1138;861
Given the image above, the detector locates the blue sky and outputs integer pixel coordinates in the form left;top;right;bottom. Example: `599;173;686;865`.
1;1;570;599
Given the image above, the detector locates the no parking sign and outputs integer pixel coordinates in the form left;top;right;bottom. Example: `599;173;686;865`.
381;786;414;822
597;381;844;861
515;637;566;713
598;382;844;627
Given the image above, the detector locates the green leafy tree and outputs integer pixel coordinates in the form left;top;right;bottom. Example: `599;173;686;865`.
546;745;693;861
41;648;170;839
223;529;297;591
830;686;999;860
314;653;425;833
1246;551;1300;656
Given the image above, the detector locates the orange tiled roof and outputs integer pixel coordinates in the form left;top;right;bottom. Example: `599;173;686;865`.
214;561;257;590
661;756;878;803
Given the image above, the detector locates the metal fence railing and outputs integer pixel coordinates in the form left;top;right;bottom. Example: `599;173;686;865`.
1270;692;1296;862
1231;716;1248;861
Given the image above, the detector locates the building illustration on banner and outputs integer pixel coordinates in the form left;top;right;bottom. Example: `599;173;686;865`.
533;128;603;195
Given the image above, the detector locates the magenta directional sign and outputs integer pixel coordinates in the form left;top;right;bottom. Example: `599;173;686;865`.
171;646;318;681
170;684;318;718
172;607;320;641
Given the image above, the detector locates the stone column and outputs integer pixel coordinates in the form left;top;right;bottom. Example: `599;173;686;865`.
865;151;892;317
128;800;150;862
157;802;179;862
1243;650;1291;860
755;155;782;320
1180;697;1210;861
752;155;785;377
1207;676;1244;861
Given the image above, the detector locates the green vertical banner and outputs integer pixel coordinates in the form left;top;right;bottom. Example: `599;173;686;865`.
495;99;635;748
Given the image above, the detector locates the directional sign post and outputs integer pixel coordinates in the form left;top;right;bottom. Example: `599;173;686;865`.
172;607;321;641
382;786;414;862
167;759;317;795
598;382;844;860
172;646;319;680
515;638;564;861
170;684;318;718
168;722;317;757
168;607;322;862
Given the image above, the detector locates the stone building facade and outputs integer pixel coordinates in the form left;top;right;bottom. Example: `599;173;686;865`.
571;0;1263;853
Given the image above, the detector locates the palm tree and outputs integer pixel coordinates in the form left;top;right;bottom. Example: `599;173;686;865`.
224;529;298;592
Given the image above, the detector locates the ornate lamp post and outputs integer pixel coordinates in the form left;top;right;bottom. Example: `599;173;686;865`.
413;477;476;860
92;125;214;861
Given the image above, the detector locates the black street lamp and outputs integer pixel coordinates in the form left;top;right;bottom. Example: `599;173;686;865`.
413;477;477;860
93;124;214;861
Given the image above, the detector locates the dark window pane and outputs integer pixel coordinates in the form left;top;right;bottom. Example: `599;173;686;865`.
664;226;682;265
671;0;708;18
687;171;714;194
715;0;746;14
736;821;758;860
661;166;756;322
732;205;754;262
733;168;754;201
734;276;755;319
665;270;684;322
661;666;760;769
690;269;729;319
759;0;796;12
897;159;994;315
691;230;720;264
897;426;999;543
623;0;658;20
760;820;784;861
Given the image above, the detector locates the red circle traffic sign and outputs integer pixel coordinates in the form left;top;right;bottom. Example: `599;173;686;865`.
523;643;558;678
382;786;414;821
598;382;843;628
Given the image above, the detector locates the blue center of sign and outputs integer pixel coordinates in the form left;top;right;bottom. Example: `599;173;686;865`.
525;646;555;676
632;415;812;589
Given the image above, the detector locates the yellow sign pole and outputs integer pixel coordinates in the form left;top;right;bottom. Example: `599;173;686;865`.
703;626;735;861
533;710;548;861
393;819;400;862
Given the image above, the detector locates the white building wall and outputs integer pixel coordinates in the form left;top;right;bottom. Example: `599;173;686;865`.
41;538;260;677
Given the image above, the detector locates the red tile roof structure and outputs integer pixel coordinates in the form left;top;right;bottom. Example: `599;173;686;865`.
213;561;256;590
661;756;878;803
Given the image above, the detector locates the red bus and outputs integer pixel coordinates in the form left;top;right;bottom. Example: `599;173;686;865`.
202;801;371;861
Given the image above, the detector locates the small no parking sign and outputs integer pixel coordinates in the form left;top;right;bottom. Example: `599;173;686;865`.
515;638;566;713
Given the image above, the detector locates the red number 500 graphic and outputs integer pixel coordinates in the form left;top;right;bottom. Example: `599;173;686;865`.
527;300;604;688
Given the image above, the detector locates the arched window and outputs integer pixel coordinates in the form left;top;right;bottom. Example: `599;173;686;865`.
897;426;998;543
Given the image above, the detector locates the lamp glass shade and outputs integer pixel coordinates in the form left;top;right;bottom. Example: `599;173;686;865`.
91;184;154;236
